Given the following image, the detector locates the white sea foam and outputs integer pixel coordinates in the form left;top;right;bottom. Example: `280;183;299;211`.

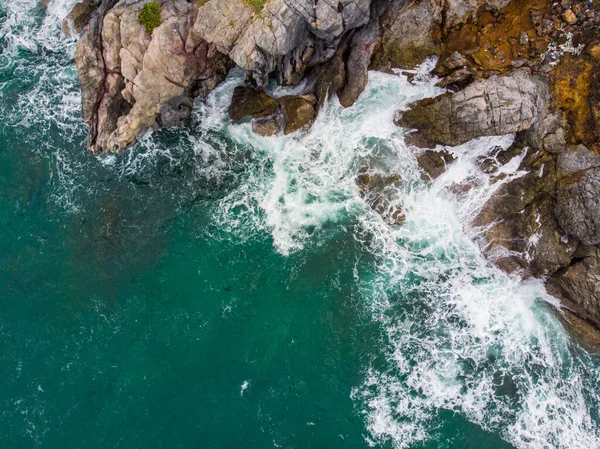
204;67;600;448
1;3;598;447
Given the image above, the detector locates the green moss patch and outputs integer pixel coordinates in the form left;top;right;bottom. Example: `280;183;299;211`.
243;0;266;13
139;1;162;35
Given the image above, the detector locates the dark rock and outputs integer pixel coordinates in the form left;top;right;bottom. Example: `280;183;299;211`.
228;87;278;121
417;150;455;179
62;0;99;36
309;42;347;108
555;146;600;245
279;95;316;135
547;247;600;344
432;51;469;77
435;68;475;90
338;17;380;107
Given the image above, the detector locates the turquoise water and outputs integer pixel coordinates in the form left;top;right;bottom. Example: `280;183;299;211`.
1;2;599;448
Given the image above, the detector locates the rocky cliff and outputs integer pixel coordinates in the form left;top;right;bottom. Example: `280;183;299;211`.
64;0;600;351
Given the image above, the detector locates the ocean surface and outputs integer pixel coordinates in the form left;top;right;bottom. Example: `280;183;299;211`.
1;1;599;448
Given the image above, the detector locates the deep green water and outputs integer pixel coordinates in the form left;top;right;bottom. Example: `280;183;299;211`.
1;2;599;448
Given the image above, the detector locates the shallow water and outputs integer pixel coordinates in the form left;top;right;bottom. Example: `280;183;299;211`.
1;2;599;448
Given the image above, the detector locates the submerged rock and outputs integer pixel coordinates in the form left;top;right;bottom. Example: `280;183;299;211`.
397;70;545;148
356;166;405;225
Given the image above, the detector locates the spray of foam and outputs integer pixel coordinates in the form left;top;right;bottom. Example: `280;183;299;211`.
1;4;598;447
188;67;600;449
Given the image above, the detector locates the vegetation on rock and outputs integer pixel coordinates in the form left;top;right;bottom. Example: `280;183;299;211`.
243;0;266;13
139;1;162;35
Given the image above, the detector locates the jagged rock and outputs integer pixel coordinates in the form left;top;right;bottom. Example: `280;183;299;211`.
228;87;278;121
40;0;51;9
75;0;231;153
192;0;370;85
397;70;545;148
555;145;600;246
372;0;442;69
432;51;469;77
542;127;566;153
473;143;579;278
309;42;347;108
72;0;374;153
62;0;99;36
279;95;316;134
435;68;475;90
479;194;578;277
417;149;455;179
338;16;380;107
548;247;600;345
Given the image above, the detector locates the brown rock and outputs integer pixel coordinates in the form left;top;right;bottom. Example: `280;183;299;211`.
435;68;475;90
252;111;284;137
432;51;469;77
62;0;99;36
417;150;455;179
228;87;277;121
279;95;316;135
562;9;578;24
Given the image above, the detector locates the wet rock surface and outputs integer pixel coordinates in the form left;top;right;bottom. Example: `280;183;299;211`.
228;87;278;121
67;0;600;350
356;166;405;225
229;89;316;136
398;70;545;147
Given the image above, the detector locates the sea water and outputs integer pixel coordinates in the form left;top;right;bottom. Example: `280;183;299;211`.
0;1;599;448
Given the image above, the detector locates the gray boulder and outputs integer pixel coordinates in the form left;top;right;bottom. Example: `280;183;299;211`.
555;146;600;246
548;247;600;344
397;70;545;148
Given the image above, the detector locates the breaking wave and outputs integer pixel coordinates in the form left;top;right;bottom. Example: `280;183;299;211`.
1;2;599;448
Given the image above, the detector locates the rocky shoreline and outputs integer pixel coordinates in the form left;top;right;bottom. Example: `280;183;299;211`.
60;0;600;351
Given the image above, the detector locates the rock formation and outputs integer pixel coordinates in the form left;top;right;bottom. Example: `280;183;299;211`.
71;0;377;154
65;0;600;351
228;87;316;135
392;0;600;350
397;70;545;147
